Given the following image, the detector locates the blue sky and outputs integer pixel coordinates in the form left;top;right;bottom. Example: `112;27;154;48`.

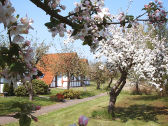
9;0;168;62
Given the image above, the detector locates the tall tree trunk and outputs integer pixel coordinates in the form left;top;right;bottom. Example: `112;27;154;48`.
96;82;100;90
25;82;33;101
135;79;140;94
81;76;87;91
108;88;116;117
81;75;85;87
107;77;113;88
9;81;14;96
108;71;127;117
29;92;33;101
67;72;70;90
28;82;33;101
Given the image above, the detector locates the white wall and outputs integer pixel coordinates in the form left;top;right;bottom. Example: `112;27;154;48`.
0;77;10;93
0;84;4;93
49;75;90;88
50;77;55;87
57;75;62;87
62;75;68;88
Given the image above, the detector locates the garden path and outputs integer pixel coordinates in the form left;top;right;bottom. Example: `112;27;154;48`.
0;92;107;125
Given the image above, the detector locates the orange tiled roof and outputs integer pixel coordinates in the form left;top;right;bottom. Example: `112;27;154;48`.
39;72;54;85
80;59;89;64
36;52;86;85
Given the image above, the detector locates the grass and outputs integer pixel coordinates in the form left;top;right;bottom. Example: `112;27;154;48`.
7;91;168;126
0;96;55;116
7;95;110;126
91;93;168;126
0;81;107;116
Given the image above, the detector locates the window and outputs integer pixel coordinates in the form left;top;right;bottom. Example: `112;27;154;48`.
39;74;44;79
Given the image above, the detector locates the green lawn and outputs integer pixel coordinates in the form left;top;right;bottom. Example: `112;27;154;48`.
0;96;56;116
6;92;168;126
0;82;107;116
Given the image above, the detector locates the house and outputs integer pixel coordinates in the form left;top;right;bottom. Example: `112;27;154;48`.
0;78;8;93
36;52;90;88
0;77;22;93
0;70;43;93
0;53;90;93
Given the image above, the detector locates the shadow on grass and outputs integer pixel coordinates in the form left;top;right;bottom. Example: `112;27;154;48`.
132;95;161;101
115;104;168;122
92;105;168;123
132;95;168;103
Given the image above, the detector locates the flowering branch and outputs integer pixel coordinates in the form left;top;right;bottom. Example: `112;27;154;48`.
29;0;167;47
30;0;79;29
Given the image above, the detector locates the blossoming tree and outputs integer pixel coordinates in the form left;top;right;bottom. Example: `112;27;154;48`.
0;0;167;108
94;24;168;116
0;0;37;100
30;0;167;47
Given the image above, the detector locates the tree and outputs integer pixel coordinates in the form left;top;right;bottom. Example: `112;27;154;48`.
128;70;142;95
53;52;80;89
52;44;90;89
90;62;107;89
32;41;50;64
95;25;168;117
75;58;90;88
105;67;118;89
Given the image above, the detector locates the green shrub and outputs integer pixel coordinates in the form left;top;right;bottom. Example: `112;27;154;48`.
3;83;10;93
62;89;80;99
14;86;28;96
32;79;49;95
3;83;15;96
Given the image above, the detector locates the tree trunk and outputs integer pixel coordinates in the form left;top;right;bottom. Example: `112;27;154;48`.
81;76;85;87
9;81;14;96
108;71;127;117
29;92;33;101
135;80;140;94
96;82;100;90
107;77;113;88
81;77;87;91
67;73;70;90
29;82;33;101
108;88;116;117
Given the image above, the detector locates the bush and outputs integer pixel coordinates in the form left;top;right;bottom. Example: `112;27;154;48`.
3;83;15;96
32;79;49;95
50;93;64;102
3;83;10;93
62;89;80;99
14;86;28;96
